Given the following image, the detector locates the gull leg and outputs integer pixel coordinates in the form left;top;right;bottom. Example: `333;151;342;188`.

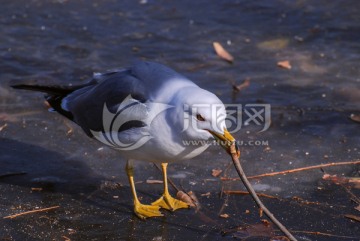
126;160;163;219
151;163;189;211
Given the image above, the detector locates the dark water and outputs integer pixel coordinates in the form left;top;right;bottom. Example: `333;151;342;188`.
1;0;359;240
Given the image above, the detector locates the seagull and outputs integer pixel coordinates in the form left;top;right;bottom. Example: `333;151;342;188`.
12;61;239;219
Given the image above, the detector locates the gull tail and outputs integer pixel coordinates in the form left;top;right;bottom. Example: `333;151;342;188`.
12;83;93;121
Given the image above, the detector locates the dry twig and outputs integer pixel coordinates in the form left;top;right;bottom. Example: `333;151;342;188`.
3;205;60;219
291;230;358;239
229;143;297;241
0;172;27;179
221;160;360;181
224;190;278;199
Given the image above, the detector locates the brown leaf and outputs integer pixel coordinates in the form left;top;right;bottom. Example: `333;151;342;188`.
355;205;360;212
44;100;51;108
345;214;360;222
176;191;195;207
31;187;43;191
200;192;211;197
259;208;264;217
277;60;291;69
211;168;223;177
62;235;71;241
264;146;271;152
261;219;271;226
322;174;349;185
0;123;7;132
232;79;250;92
350;113;360;123
348;177;360;184
220;213;230;218
146;179;163;184
213;42;234;63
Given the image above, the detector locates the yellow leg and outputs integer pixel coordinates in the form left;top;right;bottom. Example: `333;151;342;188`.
126;160;163;219
151;163;189;211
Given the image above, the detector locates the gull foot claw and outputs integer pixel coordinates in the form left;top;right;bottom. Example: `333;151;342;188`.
152;193;189;211
134;202;163;219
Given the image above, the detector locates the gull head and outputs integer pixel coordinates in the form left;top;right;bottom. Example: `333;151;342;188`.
170;87;239;155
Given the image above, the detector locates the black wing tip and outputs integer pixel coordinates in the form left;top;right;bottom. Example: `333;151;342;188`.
11;83;76;121
11;84;56;94
10;84;76;96
11;84;33;89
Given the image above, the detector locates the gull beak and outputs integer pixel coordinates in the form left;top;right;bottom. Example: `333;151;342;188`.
208;128;240;157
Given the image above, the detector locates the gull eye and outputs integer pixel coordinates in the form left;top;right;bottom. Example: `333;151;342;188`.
196;114;205;121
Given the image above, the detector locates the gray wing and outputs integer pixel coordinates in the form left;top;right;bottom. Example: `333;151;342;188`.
63;68;149;137
62;61;192;137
